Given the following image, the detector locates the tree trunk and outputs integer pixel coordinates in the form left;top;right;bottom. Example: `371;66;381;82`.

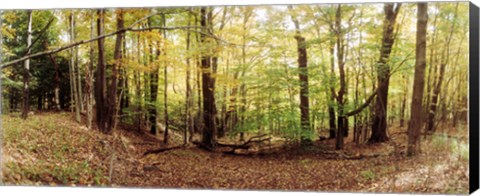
335;5;346;150
44;43;61;111
424;8;438;125
328;41;336;139
426;4;459;133
85;11;95;129
161;15;169;144
200;7;217;149
95;9;108;132
75;27;83;114
289;6;311;144
147;18;159;136
21;10;32;119
369;3;401;143
104;10;124;132
399;74;407;127
407;2;428;156
185;11;194;144
69;12;81;123
134;33;142;132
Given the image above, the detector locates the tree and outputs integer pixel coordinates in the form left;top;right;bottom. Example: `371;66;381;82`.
369;3;401;143
95;9;108;132
107;9;124;132
21;10;32;119
185;10;194;144
407;2;428;156
288;6;312;144
69;11;81;123
334;5;347;150
148;17;159;136
162;14;169;144
200;7;218;149
85;11;95;129
0;4;469;157
426;3;459;133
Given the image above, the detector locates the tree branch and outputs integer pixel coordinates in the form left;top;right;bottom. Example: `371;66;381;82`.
26;17;55;54
343;88;377;117
0;25;203;69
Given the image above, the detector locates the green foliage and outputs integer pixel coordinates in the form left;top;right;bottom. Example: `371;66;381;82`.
360;170;376;181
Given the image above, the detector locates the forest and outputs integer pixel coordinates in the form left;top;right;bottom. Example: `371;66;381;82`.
0;2;470;194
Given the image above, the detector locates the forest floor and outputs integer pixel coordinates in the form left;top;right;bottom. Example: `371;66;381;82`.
1;112;469;194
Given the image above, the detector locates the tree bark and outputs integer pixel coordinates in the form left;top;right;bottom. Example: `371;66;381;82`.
200;7;218;149
95;9;108;132
424;7;438;125
328;40;336;139
85;11;95;129
289;6;311;144
335;5;346;150
135;33;142;132
369;3;401;143
146;18;159;136
161;14;169;144
407;2;428;156
399;74;407;127
185;11;194;144
105;10;124;132
71;12;81;123
21;10;33;119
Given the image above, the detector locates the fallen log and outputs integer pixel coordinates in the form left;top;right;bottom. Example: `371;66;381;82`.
143;146;183;156
217;134;272;154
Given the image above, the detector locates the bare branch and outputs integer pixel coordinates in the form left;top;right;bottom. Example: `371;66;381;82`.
0;25;202;69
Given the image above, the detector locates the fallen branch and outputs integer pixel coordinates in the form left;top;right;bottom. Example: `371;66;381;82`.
217;134;272;154
191;140;215;152
143;145;183;156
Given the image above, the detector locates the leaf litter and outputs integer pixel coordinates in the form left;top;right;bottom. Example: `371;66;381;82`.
1;112;469;194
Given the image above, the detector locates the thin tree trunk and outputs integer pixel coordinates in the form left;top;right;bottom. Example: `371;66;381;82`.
70;12;81;123
407;2;428;156
75;22;83;114
399;74;407;127
185;11;194;144
335;5;346;150
162;15;169;144
424;7;438;124
43;40;61;111
85;11;95;129
147;18;159;136
21;10;33;119
328;40;336;139
354;66;360;143
426;3;459;133
237;8;253;142
135;33;142;132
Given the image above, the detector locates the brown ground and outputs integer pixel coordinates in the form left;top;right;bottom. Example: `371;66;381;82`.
1;112;469;194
